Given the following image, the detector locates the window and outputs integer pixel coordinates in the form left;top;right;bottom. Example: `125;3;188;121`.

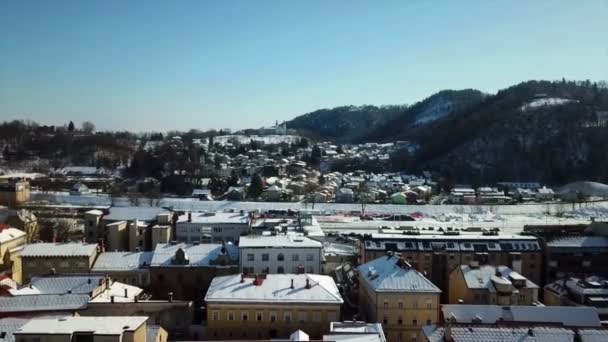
270;312;277;322
398;316;403;325
292;254;299;261
383;301;389;308
59;261;69;268
426;319;432;325
383;316;388;325
262;253;269;261
277;253;284;261
426;299;433;309
306;254;314;261
262;267;270;273
412;319;417;326
284;312;292;323
412;301;418;309
228;312;235;321
298;312;307;323
277;266;284;273
247;254;255;261
306;266;313;273
212;311;219;321
327;311;337;321
313;312;321;322
256;312;263;321
241;312;249;321
398;301;404;309
213;227;222;233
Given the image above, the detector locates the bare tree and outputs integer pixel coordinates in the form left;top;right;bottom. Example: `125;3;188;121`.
82;121;96;134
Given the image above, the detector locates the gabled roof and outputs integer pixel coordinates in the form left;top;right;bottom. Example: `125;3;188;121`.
9;276;104;296
357;255;441;293
20;242;98;258
205;273;343;304
150;243;238;267
424;325;575;342
0;294;89;313
460;265;538;291
92;251;153;271
441;305;601;327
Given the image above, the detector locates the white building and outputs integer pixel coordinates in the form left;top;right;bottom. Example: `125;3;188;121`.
238;234;323;274
176;211;249;244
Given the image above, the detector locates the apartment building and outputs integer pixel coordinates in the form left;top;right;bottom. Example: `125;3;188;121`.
176;211;249;244
204;273;343;340
0;226;26;284
91;251;154;287
358;253;441;342
448;263;539;305
544;276;608;319
238;234;322;274
360;230;542;298
19;242;99;282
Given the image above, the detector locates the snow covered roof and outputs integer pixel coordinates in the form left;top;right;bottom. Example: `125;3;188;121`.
15;316;147;335
441;305;601;327
0;227;25;244
357;255;441;293
205;273;343;304
239;234;322;248
0;318;30;342
9;276;104;296
325;322;386;342
150;242;238;267
89;282;143;303
579;329;608;342
424;325;575;342
20;242;98;258
104;206;169;222
547;236;608;248
460;265;538;291
92;251;153;271
0;294;90;313
185;212;248;224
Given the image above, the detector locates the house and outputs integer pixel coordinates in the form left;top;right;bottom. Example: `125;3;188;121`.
536;186;555;201
390;192;407;205
13;316;154;342
226;187;245;201
238;234;323;274
323;321;386;342
335;188;354;203
423;304;603;342
545;236;608;284
448;263;539;305
176;211;249;244
358;254;441;342
204;273;343;340
263;185;283;202
191;189;213;201
19;242;100;282
5;210;37;243
544;276;608;319
91;251;154;287
69;182;90;196
149;242;239;301
0;181;29;207
0;226;26;284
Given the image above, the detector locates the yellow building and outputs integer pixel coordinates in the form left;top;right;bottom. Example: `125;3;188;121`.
358;254;441;342
0;181;30;207
204;273;343;340
448;263;539;305
20;242;100;282
13;316;150;342
0;226;27;284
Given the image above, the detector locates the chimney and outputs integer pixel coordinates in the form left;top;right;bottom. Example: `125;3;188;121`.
241;274;245;283
305;278;311;289
290;279;294;289
87;278;92;284
134;295;138;303
168;292;173;302
188;212;192;222
124;288;128;298
110;295;115;303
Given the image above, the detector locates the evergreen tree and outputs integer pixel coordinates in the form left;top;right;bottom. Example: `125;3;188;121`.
67;121;75;132
248;174;264;199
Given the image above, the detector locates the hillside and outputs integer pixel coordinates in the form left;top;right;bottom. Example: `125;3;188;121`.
285;105;405;143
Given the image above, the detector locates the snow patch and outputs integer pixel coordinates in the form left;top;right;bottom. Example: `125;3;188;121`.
415;99;453;125
521;98;577;111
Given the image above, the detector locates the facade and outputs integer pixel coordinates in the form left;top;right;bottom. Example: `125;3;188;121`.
0;226;26;284
19;242;99;282
14;316;149;342
91;251;153;287
360;231;543;299
176;212;249;244
448;264;539;305
545;236;608;283
149;242;239;301
204;273;343;340
238;234;322;274
0;181;30;207
358;254;441;342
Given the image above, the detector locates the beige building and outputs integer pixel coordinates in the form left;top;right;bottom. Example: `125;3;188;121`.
0;181;30;207
448;263;539;305
13;316;151;342
0;226;26;284
20;242;100;282
204;273;343;340
358;254;441;342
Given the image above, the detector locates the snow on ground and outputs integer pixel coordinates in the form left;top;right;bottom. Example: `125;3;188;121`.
521;98;577;111
414;99;453;125
213;135;301;146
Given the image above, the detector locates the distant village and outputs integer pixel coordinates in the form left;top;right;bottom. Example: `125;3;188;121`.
1;122;608;342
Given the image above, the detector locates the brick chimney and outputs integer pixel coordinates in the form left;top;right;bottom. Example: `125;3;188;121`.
290;279;294;289
305;278;310;289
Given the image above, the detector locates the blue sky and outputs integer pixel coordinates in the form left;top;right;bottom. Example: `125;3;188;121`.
1;1;606;132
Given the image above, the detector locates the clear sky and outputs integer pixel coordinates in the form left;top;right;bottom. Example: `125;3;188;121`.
1;1;606;132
